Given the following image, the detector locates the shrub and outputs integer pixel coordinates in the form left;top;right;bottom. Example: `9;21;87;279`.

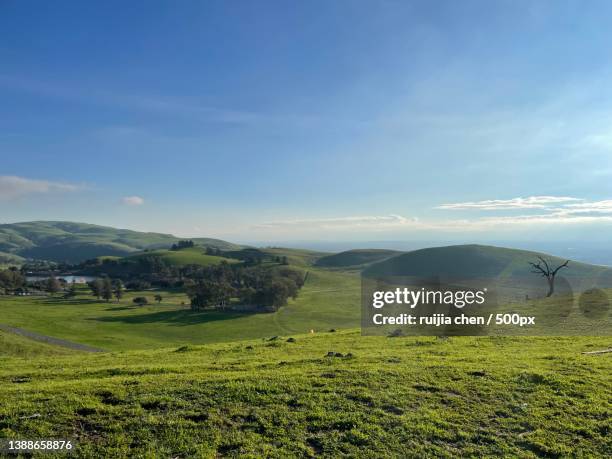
133;296;148;306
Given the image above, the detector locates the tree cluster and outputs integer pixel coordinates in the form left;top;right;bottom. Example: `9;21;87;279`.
0;269;73;295
171;240;195;251
187;265;305;313
205;247;223;256
87;277;125;302
0;267;25;294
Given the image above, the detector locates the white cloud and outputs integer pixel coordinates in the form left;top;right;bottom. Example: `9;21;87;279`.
476;213;612;226
437;196;582;210
434;196;612;230
248;203;612;238
254;200;612;235
0;175;80;200
122;196;144;206
561;200;612;214
255;215;420;231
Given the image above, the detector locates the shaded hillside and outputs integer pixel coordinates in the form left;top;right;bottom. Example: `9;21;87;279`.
0;251;25;265
363;244;612;295
0;221;241;263
316;249;402;268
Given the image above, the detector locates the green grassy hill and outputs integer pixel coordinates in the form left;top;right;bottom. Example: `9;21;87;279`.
221;247;328;267
316;249;402;268
0;221;241;264
0;332;609;457
261;247;329;266
363;244;612;292
124;247;238;267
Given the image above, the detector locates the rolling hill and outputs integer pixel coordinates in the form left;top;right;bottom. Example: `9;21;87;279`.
316;249;402;268
363;244;610;278
0;221;241;263
363;244;612;300
124;247;239;266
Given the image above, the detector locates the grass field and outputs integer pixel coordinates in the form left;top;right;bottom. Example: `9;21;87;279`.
0;331;609;457
0;269;360;350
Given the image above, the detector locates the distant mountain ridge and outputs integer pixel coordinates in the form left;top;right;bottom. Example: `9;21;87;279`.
0;221;241;264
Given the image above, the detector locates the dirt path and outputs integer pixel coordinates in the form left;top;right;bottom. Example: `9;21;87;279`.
582;349;612;355
0;324;105;353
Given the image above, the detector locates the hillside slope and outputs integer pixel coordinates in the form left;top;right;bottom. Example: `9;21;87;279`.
124;247;238;267
363;244;612;290
0;330;77;358
316;249;402;268
0;221;240;263
0;332;609;457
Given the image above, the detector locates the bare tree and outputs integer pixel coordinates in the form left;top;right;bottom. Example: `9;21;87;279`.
529;257;569;297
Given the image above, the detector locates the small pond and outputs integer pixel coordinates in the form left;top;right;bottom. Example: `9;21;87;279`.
26;275;96;284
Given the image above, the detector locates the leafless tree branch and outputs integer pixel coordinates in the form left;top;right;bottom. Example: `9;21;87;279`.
528;258;570;297
552;259;569;276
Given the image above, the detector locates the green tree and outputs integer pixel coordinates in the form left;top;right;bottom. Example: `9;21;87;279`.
46;276;61;294
0;268;25;292
101;277;113;302
154;294;163;304
133;296;148;306
188;280;233;311
65;280;77;298
88;279;104;299
113;280;124;302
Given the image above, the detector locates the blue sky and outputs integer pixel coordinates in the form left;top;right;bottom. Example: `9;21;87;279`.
3;1;612;244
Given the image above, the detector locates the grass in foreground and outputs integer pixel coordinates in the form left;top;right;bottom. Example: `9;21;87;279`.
0;332;610;457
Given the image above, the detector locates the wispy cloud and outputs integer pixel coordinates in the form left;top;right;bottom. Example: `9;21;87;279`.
477;213;612;226
561;200;612;214
122;196;144;206
252;197;612;236
0;74;265;126
436;196;612;228
0;74;336;129
437;196;582;210
255;215;420;231
0;175;80;200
